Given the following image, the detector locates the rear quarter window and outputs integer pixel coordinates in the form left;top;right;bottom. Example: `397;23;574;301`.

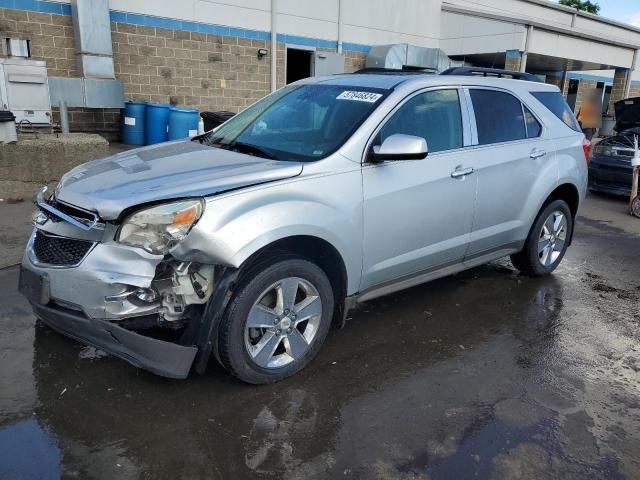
531;91;581;132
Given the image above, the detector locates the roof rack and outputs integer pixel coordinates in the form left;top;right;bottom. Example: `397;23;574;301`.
353;67;434;75
440;67;542;83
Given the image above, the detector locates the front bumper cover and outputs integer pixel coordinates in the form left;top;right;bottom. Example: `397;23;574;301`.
29;299;198;379
588;156;634;196
19;256;239;379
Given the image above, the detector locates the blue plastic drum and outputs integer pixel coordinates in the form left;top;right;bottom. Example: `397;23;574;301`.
145;103;171;145
168;107;199;141
121;101;146;145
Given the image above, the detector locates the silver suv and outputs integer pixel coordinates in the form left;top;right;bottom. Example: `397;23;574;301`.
19;69;589;383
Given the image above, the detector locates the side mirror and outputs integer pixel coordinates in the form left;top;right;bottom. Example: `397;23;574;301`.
369;134;428;162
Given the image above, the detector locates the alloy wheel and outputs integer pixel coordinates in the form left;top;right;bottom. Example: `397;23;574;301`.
244;277;322;369
538;210;568;267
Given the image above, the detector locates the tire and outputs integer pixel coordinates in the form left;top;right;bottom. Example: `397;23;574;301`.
631;196;640;218
218;257;334;384
510;199;573;276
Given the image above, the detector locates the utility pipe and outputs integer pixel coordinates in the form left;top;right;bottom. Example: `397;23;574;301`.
337;0;343;54
59;101;70;134
271;0;277;92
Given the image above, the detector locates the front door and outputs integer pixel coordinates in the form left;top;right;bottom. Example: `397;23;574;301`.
361;88;477;291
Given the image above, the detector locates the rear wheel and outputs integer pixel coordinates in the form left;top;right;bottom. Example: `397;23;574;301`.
511;199;573;276
631;196;640;218
218;257;334;384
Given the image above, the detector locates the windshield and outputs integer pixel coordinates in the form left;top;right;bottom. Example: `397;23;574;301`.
199;84;389;161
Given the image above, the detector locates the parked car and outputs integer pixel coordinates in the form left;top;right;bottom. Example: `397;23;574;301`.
589;97;640;196
19;69;588;384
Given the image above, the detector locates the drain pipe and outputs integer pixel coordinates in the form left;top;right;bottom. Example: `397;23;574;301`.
271;0;277;92
59;101;70;134
337;0;343;54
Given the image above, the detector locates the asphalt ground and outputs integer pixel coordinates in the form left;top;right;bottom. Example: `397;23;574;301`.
1;192;639;479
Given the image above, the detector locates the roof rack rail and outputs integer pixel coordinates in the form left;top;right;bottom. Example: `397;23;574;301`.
353;67;434;75
440;67;542;83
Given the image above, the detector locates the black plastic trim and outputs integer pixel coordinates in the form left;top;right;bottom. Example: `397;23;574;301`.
440;67;542;83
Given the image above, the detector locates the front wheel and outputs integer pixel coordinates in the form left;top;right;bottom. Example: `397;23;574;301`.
217;257;334;384
511;199;573;276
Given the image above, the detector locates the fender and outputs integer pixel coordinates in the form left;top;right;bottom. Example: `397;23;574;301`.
171;168;364;295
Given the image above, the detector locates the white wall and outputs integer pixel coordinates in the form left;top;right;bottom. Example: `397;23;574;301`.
442;0;640;74
341;0;441;48
445;0;640;46
104;0;441;47
441;11;525;55
530;29;635;69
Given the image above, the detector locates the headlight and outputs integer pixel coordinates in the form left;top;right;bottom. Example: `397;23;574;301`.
117;199;204;254
593;144;613;157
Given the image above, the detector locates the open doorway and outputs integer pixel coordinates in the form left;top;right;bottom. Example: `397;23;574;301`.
567;79;579;112
286;48;313;84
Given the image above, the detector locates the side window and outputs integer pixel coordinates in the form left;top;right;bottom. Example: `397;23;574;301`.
378;89;463;154
524;106;542;138
531;91;581;132
470;89;527;145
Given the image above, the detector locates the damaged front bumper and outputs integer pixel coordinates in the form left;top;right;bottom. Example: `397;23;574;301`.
19;221;233;379
27;295;198;379
19;236;200;378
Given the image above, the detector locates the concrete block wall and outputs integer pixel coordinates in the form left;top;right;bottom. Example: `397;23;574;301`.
111;24;365;110
608;68;629;114
0;8;120;135
504;52;522;72
0;6;367;138
111;23;272;111
574;79;598;115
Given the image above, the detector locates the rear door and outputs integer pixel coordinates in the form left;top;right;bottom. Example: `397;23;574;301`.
360;87;478;291
464;87;553;259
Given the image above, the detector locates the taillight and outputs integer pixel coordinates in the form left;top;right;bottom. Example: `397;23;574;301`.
582;138;592;164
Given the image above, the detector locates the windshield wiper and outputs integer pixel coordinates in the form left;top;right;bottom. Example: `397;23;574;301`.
206;137;278;160
231;142;277;160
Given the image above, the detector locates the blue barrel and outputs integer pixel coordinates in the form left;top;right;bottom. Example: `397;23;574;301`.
121;101;146;145
168;107;199;141
145;103;171;145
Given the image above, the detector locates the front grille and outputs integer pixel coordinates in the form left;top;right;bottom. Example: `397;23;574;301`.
593;163;632;173
45;196;99;226
32;230;94;266
614;149;634;158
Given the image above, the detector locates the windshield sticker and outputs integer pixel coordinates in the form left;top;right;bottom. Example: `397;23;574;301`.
336;91;383;103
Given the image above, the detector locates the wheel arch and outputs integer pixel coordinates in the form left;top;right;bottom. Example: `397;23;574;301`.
536;182;580;246
546;183;580;220
237;235;349;325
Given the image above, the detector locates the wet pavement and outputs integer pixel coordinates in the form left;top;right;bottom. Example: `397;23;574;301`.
1;193;639;479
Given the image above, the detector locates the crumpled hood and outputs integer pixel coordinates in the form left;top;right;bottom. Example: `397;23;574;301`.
55;140;303;220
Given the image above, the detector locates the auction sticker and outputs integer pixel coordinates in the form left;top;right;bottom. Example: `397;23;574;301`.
336;91;382;103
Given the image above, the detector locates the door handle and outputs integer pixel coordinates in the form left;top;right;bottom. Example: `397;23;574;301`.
530;149;546;159
451;166;475;178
